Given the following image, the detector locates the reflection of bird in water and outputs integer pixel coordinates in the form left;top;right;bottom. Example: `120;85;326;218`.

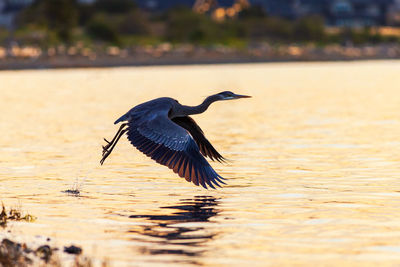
100;91;251;188
128;196;219;259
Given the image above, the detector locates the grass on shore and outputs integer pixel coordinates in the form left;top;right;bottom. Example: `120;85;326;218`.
0;204;36;228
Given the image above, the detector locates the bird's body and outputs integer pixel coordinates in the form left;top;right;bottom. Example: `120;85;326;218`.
101;91;250;189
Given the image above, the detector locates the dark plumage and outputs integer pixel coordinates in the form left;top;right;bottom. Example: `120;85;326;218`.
100;91;251;189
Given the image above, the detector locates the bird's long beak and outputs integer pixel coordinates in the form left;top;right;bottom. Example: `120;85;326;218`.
233;93;252;99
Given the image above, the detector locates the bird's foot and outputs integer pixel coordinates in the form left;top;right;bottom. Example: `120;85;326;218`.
100;125;128;165
102;138;112;155
100;149;111;165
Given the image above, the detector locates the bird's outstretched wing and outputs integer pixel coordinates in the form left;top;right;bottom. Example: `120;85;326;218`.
172;116;226;162
126;111;225;189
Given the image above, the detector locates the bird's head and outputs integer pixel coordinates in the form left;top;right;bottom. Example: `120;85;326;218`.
217;91;251;100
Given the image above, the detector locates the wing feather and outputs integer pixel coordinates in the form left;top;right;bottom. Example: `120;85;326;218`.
172;116;226;162
126;111;224;188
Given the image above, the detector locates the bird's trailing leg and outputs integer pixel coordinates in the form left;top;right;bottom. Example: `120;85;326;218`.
102;123;128;155
100;128;128;165
100;124;128;165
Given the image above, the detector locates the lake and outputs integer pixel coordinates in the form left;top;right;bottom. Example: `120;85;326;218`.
1;61;400;266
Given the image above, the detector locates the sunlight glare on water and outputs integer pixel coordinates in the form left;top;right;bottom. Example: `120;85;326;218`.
1;61;400;266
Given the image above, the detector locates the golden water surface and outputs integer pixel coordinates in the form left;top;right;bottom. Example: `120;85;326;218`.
1;61;400;266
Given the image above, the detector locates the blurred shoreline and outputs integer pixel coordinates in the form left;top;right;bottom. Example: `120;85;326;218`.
1;43;400;70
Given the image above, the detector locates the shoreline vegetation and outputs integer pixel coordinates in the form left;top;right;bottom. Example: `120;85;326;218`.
0;204;36;227
1;42;400;70
1;0;400;70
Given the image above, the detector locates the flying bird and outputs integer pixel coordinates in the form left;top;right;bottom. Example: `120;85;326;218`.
100;91;251;189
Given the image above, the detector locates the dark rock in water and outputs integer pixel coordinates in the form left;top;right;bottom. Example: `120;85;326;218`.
36;245;52;262
2;238;17;248
61;189;80;196
1;238;91;266
22;244;33;254
64;245;82;255
0;238;33;266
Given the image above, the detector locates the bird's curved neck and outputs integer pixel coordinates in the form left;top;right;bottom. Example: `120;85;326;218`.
179;95;220;116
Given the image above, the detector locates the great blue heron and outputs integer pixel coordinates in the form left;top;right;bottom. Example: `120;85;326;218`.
100;91;251;189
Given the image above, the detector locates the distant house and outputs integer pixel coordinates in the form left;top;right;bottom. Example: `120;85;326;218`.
135;0;196;11
388;0;400;25
249;0;394;26
136;0;248;12
0;0;97;29
249;0;295;19
326;0;394;26
248;0;327;19
0;0;33;28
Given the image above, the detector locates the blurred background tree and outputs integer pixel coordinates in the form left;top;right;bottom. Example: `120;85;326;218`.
293;16;325;42
17;0;78;43
94;0;136;14
7;0;399;47
86;14;119;43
